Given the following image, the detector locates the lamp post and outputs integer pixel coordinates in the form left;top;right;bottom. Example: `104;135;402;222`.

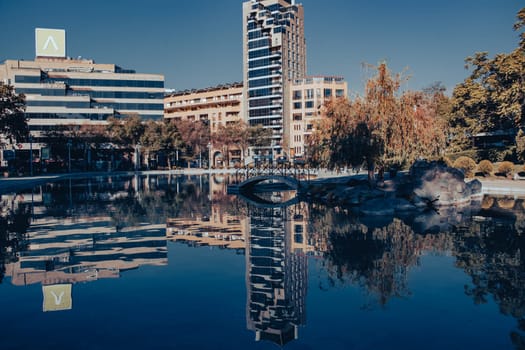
29;134;33;176
67;139;72;173
135;143;141;171
207;142;212;172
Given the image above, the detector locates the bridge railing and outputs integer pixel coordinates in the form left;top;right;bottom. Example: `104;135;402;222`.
231;161;312;184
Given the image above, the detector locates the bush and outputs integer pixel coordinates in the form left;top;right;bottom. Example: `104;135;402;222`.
477;160;493;176
453;156;477;177
497;161;515;177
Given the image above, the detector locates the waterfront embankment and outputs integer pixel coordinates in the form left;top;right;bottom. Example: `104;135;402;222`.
0;169;523;197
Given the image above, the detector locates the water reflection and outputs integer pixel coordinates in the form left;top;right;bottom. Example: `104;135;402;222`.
0;174;524;349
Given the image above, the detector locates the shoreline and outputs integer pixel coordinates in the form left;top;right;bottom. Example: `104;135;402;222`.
0;170;524;197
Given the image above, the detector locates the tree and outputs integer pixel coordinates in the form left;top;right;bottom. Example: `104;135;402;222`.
176;119;210;165
0;83;28;145
141;119;183;169
308;63;446;184
517;129;525;163
247;124;273;149
108;114;145;147
449;7;525;154
213;122;246;167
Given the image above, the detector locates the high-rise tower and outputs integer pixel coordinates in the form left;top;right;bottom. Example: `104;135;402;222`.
242;0;306;160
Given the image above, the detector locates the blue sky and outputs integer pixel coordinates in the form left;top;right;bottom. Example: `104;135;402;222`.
0;0;521;95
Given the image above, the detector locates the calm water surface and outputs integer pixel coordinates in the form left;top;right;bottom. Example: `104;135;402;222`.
0;174;524;350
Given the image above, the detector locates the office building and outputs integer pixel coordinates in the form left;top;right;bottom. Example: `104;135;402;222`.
242;0;306;158
289;76;347;158
0;28;164;157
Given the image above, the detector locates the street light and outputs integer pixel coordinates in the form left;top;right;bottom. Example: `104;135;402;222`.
135;142;141;171
67;139;72;173
29;134;33;176
207;142;212;172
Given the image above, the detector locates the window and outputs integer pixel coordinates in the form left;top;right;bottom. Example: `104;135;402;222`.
305;101;314;108
292;90;302;100
324;89;332;98
306;89;314;99
336;89;345;97
293;102;302;109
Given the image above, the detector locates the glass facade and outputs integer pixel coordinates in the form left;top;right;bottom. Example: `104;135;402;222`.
11;66;164;122
244;0;306;154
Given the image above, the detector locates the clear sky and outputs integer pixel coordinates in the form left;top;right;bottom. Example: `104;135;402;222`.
0;0;521;95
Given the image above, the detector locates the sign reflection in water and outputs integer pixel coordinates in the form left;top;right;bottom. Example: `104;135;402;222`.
0;174;525;349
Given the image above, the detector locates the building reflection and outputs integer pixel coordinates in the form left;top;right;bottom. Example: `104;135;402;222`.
245;204;308;346
0;175;172;312
166;174;313;346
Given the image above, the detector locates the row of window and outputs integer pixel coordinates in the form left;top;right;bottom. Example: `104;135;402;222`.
26;100;163;110
248;38;270;50
249;98;280;108
293;88;346;100
248;67;279;79
93;103;164;111
249;88;280;98
16;88;65;96
248;57;281;69
15;75;41;83
249;108;281;118
248;78;275;89
16;88;163;100
26;112;162;121
249;118;281;127
45;77;164;88
27;101;90;108
293;101;315;109
248;48;271;60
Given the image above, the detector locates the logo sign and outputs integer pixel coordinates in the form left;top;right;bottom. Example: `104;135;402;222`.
35;28;66;58
42;284;72;312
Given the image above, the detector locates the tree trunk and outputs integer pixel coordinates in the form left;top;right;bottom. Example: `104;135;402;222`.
367;161;376;188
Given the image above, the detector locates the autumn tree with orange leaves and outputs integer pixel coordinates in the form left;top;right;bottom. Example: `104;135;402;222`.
307;63;446;184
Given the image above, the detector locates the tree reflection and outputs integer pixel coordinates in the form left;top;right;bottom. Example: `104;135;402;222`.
452;199;525;349
0;197;31;283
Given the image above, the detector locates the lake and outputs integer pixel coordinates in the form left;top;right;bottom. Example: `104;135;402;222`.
0;174;524;349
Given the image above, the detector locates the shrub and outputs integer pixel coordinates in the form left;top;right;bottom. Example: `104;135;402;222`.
453;156;477;177
477;160;493;176
497;161;515;177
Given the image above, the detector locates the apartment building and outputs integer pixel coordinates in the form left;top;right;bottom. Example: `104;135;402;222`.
243;0;306;158
289;76;348;158
164;82;244;166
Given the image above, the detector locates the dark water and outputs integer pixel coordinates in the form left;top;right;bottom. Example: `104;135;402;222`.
1;174;524;350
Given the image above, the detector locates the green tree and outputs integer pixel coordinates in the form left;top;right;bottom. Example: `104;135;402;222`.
108;114;145;147
449;7;525;153
141;119;184;168
247;124;273;148
0;83;28;145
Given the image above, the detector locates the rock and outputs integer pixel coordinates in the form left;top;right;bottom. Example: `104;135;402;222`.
409;160;480;206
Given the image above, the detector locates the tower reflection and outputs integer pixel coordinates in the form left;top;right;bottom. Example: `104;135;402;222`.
245;198;310;346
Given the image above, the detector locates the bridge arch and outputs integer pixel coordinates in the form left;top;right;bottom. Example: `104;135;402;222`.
237;175;300;192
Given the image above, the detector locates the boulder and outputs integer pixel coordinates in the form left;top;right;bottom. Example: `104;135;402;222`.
409;160;481;206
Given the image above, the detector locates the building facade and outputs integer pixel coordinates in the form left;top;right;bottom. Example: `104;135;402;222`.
242;0;306;158
0;29;164;167
289;76;348;158
164;83;244;167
